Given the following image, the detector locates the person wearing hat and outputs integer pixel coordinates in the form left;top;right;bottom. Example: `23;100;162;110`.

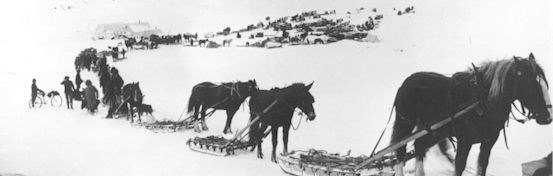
83;80;99;113
30;79;44;108
60;76;76;109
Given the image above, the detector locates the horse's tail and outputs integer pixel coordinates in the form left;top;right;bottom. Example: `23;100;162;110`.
187;88;200;114
389;81;415;163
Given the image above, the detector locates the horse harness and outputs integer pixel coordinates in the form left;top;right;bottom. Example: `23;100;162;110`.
221;82;243;100
253;92;308;130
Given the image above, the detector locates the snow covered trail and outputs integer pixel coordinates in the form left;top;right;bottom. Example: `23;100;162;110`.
0;0;552;175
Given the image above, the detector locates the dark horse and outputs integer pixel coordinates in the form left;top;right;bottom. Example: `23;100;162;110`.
249;82;317;162
122;82;144;123
187;80;258;134
198;39;208;47
391;53;552;176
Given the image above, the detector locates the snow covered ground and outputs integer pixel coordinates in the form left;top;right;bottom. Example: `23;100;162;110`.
0;0;551;175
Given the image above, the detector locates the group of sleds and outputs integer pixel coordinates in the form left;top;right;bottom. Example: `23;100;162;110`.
177;54;550;176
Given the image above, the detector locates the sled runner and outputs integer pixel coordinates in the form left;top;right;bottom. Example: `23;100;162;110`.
132;120;186;133
277;102;479;176
187;100;278;156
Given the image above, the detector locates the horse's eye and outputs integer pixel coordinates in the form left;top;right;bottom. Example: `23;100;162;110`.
517;71;522;76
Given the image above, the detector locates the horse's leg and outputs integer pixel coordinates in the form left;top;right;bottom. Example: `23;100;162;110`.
200;105;208;131
223;109;237;134
249;114;259;151
391;114;415;176
270;127;279;163
282;125;290;154
477;133;499;176
257;123;269;159
414;136;430;176
438;139;455;163
137;104;142;122
455;139;473;176
193;104;201;133
129;103;134;123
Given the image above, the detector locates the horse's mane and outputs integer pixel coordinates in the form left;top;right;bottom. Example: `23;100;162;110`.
477;59;515;101
474;56;547;103
270;83;306;92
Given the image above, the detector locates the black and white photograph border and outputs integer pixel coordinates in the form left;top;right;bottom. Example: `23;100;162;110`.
0;0;551;175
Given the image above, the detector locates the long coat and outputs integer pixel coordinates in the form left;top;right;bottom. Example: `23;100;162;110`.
84;85;98;111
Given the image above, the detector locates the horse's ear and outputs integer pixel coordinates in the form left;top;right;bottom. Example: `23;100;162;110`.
513;56;521;64
471;63;482;86
306;81;314;90
529;53;535;61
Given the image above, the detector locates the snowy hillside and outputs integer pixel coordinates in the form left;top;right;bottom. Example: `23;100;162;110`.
0;0;552;176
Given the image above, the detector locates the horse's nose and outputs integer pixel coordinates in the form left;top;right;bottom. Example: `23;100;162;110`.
544;117;552;124
307;112;316;121
537;114;552;125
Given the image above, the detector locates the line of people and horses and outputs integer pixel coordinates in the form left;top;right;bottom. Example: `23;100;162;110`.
30;50;551;176
32;47;150;124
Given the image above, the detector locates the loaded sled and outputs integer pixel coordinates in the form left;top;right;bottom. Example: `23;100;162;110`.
277;102;479;176
187;100;278;156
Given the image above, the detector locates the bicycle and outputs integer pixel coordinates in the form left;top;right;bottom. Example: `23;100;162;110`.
29;91;63;108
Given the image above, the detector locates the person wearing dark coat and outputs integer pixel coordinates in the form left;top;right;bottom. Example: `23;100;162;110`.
105;67;124;119
60;76;75;109
83;80;99;113
75;70;83;91
31;79;44;108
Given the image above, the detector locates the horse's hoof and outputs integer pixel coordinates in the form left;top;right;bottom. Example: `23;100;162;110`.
194;128;201;133
271;157;277;163
257;153;263;159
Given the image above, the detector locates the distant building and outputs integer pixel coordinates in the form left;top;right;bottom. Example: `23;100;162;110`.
94;21;163;39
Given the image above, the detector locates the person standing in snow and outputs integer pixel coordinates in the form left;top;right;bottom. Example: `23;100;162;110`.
121;47;126;58
30;79;44;108
105;67;124;118
75;69;83;91
83;80;99;113
60;76;75;109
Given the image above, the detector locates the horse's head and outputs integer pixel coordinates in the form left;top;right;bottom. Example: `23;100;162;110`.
124;82;143;103
247;79;259;94
512;54;551;124
296;82;316;121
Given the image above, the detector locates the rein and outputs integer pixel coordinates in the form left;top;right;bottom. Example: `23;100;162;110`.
369;105;395;157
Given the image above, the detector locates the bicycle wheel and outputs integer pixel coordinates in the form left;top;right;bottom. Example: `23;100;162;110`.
29;96;43;108
50;95;63;107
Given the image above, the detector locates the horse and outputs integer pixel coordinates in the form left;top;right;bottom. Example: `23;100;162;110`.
198;39;208;47
122;82;144;123
187;80;258;134
248;82;317;162
222;39;233;47
124;38;136;50
299;31;309;41
391;53;552;176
